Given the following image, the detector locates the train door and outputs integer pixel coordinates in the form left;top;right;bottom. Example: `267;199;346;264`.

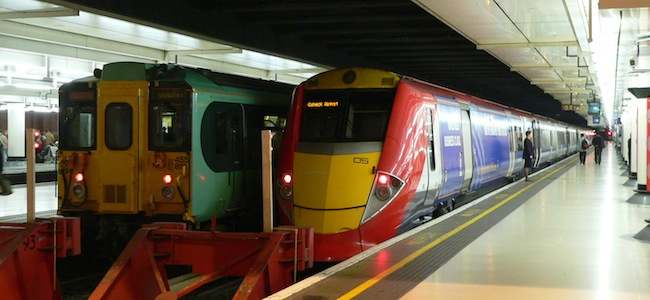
564;128;570;156
437;103;464;198
97;81;145;213
531;120;541;167
424;106;441;206
460;108;473;192
506;117;517;177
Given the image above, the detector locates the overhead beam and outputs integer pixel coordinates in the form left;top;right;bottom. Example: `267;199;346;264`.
164;48;242;61
0;7;79;20
0;21;307;84
477;41;579;49
511;65;588;72
271;68;324;74
530;78;587;84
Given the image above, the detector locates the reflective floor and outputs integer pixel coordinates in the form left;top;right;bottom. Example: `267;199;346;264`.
403;146;650;300
0;183;57;219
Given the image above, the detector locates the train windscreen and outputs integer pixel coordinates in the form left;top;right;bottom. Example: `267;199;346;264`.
149;88;191;151
300;89;394;142
60;88;96;150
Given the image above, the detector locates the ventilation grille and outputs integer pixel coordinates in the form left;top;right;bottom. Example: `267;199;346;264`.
103;185;127;203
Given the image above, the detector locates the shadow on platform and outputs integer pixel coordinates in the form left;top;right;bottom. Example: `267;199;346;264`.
634;226;650;243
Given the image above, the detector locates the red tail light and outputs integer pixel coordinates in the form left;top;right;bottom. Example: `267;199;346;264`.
377;174;389;185
74;172;84;182
282;174;292;185
163;174;173;185
362;172;405;223
278;172;293;199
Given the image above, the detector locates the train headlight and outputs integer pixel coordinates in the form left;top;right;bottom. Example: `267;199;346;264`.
163;174;173;185
362;171;404;223
161;186;175;200
72;183;86;200
278;172;293;199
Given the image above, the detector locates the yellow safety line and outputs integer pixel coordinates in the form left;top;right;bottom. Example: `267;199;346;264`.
337;160;574;300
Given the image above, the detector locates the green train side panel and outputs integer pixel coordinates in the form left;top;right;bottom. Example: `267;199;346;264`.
186;72;290;223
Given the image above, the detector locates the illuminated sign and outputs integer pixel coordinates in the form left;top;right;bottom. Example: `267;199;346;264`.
588;102;601;115
562;104;577;111
68;91;94;101
305;101;339;108
592;115;600;124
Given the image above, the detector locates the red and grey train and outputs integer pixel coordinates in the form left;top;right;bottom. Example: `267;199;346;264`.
277;68;585;262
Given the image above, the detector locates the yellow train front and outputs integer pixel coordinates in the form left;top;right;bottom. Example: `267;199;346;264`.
58;62;292;248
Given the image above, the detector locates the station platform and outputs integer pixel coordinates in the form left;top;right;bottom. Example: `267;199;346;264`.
271;146;650;300
0;183;57;221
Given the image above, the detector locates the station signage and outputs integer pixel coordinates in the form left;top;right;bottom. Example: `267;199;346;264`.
305;101;340;108
588;102;601;115
561;104;577;111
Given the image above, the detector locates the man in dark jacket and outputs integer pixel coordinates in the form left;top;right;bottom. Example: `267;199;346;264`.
579;134;589;165
523;130;534;181
592;134;605;165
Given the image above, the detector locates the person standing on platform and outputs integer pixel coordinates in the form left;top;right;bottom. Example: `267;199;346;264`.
523;130;534;182
0;137;11;196
579;133;589;165
592;133;605;165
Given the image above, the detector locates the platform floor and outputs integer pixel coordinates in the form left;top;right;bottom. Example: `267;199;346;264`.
0;183;57;220
275;146;650;300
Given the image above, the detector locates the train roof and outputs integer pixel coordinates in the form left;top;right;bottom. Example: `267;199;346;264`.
99;62;294;95
304;67;584;129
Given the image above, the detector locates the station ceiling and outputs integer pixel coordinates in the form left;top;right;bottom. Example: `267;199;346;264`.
49;0;587;126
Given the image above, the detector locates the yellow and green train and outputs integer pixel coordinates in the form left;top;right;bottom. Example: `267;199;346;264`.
58;62;292;236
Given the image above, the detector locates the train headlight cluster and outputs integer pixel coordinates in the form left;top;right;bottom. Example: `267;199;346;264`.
72;184;86;200
71;172;86;200
362;172;404;223
279;172;293;199
162;186;175;200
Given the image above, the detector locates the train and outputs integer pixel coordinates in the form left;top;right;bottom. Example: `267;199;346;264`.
277;68;587;262
57;62;293;245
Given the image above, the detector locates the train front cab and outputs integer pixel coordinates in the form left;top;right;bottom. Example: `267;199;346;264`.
59;62;191;222
95;63;191;220
277;69;403;261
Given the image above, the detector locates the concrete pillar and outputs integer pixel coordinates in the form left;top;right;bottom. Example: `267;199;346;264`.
7;103;25;158
637;97;647;190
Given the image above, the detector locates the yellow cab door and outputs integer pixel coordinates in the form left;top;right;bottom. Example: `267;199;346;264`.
97;81;147;213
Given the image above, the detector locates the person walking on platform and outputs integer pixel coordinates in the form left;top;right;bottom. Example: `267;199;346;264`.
523;130;534;182
0;139;12;196
592;134;605;165
579;133;589;165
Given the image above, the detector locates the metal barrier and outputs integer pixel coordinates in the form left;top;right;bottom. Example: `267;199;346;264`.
0;217;81;300
90;223;313;300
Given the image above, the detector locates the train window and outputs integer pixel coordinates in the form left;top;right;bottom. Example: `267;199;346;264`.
344;94;392;140
516;127;524;151
60;103;96;150
239;105;287;168
149;100;191;151
105;103;132;150
300;89;394;142
201;102;243;172
300;102;339;142
427;108;436;170
263;115;287;129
